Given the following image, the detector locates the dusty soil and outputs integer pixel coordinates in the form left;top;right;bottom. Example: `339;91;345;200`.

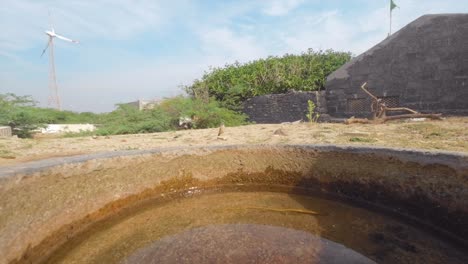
1;117;467;166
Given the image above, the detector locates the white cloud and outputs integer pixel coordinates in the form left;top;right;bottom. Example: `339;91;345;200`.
281;11;373;55
358;6;388;33
198;27;268;65
261;0;305;16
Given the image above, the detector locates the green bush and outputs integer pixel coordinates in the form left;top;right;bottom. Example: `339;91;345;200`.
95;104;173;135
185;49;351;110
75;96;247;136
1;93;248;138
158;96;248;128
1;93;107;137
0;93;44;138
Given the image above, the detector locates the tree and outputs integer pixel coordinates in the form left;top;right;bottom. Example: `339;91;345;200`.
0;93;42;138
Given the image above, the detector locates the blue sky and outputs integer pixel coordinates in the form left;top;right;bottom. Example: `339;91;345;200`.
1;0;467;112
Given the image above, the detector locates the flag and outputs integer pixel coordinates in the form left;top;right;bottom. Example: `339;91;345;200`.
390;0;398;11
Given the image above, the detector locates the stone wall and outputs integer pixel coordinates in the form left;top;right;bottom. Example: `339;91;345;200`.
325;14;468;117
242;90;327;123
0;126;12;137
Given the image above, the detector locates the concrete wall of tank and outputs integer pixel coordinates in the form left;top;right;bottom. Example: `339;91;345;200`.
0;145;467;263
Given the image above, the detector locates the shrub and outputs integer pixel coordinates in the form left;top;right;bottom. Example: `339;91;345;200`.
306;100;320;123
93;96;247;136
0;93;44;138
185;49;352;110
158;96;248;128
0;94;248;138
95;105;172;135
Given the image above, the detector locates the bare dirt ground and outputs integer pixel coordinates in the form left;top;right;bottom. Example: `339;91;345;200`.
1;117;467;166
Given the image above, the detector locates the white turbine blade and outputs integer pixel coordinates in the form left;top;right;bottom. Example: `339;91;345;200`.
55;34;79;43
40;39;51;57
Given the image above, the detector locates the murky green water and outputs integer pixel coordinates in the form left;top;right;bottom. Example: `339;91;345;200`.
47;190;467;264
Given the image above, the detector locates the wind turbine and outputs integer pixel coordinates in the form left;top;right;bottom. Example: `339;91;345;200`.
41;15;79;110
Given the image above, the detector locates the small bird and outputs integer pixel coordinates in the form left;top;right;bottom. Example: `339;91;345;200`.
218;123;225;137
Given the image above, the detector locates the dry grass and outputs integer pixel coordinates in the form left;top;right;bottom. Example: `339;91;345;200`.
1;117;467;166
0;143;16;159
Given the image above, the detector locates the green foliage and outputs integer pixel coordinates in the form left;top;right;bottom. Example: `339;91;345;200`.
0;93;106;138
95;104;173;136
24;108;102;124
185;49;352;110
159;96;248;129
8;110;41;138
0;93;43;138
89;97;247;135
1;92;247;138
306;100;320;123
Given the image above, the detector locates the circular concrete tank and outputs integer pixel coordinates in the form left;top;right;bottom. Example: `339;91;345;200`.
0;145;467;263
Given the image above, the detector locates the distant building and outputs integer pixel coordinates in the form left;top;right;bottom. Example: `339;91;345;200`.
124;99;161;111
